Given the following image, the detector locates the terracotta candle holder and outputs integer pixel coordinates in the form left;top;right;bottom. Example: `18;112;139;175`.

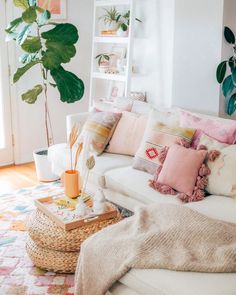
64;170;80;199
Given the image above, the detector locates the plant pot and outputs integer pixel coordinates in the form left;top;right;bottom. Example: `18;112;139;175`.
64;170;81;199
33;148;59;182
116;27;128;37
98;63;109;73
105;21;118;32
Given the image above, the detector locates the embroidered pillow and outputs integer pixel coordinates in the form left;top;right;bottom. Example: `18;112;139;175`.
106;112;148;156
149;144;208;202
133;113;196;174
180;111;236;148
79;111;121;155
198;134;236;197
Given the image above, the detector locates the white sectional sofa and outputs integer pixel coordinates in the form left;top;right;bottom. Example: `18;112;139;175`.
48;110;236;295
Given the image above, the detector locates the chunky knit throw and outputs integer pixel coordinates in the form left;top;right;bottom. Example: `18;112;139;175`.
74;204;236;295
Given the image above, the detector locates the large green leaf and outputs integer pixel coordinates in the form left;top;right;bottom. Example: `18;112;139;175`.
224;27;235;44
41;24;79;45
22;85;43;104
229;56;235;70
13;0;29;9
16;24;31;45
45;40;76;63
50;66;84;103
22;7;37;23
39;10;51;25
42;51;62;70
5;17;23;33
226;93;236;116
216;61;227;83
13;60;40;83
19;52;38;64
21;37;42;53
222;75;235;97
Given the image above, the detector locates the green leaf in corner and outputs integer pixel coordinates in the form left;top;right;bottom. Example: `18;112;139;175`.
224;27;235;44
22;85;43;104
5;17;23;34
226;93;236;116
16;24;31;45
13;0;29;10
22;7;37;23
231;68;236;86
13;60;40;83
222;75;235;97
50;66;84;103
216;61;227;83
21;37;42;53
41;24;79;45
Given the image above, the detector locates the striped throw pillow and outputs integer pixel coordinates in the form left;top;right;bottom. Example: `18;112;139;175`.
133;121;196;174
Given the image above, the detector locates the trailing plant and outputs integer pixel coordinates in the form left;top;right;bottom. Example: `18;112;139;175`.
6;0;85;146
116;10;142;32
99;7;119;25
216;26;236;116
95;53;113;66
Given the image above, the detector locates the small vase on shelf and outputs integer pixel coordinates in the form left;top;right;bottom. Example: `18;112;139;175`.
64;170;81;199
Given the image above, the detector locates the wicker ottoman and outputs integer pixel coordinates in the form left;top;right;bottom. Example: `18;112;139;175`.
26;209;121;273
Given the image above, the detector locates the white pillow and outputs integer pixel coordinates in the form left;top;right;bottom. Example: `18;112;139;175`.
198;134;236;197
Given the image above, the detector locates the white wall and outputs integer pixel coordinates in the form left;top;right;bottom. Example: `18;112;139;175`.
171;0;224;115
8;0;93;164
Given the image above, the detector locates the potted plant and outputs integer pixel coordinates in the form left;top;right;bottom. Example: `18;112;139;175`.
5;0;84;181
216;27;236;116
95;53;113;73
99;7;119;33
116;10;142;37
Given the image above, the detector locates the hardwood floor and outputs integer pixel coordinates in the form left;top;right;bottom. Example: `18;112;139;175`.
0;162;40;194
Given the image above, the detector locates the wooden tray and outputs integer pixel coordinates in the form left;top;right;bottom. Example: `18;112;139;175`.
34;196;118;231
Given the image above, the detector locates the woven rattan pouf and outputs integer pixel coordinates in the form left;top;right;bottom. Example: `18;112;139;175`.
26;209;122;273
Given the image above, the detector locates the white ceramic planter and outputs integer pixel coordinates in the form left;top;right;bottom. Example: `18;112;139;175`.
116;27;128;37
33;148;59;182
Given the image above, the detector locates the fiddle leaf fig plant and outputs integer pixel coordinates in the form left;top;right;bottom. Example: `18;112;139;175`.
216;27;236;116
6;0;84;146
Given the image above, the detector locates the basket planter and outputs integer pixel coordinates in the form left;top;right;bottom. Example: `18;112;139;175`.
33;148;59;182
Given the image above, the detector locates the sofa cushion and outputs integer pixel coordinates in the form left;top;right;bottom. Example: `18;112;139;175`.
119;268;236;295
105;166;180;205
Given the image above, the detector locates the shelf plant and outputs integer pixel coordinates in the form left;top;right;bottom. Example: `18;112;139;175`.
116;10;141;33
5;0;85;146
95;53;114;73
216;26;236;115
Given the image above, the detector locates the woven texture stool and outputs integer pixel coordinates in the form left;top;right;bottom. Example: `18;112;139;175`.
26;208;122;273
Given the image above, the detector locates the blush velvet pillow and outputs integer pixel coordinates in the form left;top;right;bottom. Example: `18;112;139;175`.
106;112;147;156
158;145;207;196
180;111;236;148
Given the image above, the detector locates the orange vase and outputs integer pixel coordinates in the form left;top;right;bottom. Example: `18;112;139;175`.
64;170;80;199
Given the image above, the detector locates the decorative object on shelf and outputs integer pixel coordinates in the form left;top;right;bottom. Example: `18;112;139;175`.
95;53;114;73
64;124;82;199
116;10;142;37
81;156;96;198
110;45;127;70
99;6;119;34
107;81;125;100
216;26;236;116
5;1;84;181
130;91;147;102
38;0;67;20
93;189;107;214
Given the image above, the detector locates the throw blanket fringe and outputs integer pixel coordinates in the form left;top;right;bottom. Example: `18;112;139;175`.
75;204;236;295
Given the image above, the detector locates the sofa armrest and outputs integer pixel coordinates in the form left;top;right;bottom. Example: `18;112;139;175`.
66;112;89;139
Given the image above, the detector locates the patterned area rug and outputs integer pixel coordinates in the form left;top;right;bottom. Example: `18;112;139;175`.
0;182;75;295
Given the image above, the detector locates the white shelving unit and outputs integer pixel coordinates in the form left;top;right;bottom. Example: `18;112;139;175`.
89;0;136;108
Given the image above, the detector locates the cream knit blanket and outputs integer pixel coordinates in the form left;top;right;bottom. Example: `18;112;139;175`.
74;204;236;295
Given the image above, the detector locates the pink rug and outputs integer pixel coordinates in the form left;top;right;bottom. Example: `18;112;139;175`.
0;182;75;295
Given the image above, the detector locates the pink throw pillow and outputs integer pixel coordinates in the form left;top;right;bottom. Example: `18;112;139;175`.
106;112;147;156
180;111;236;148
157;144;207;196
